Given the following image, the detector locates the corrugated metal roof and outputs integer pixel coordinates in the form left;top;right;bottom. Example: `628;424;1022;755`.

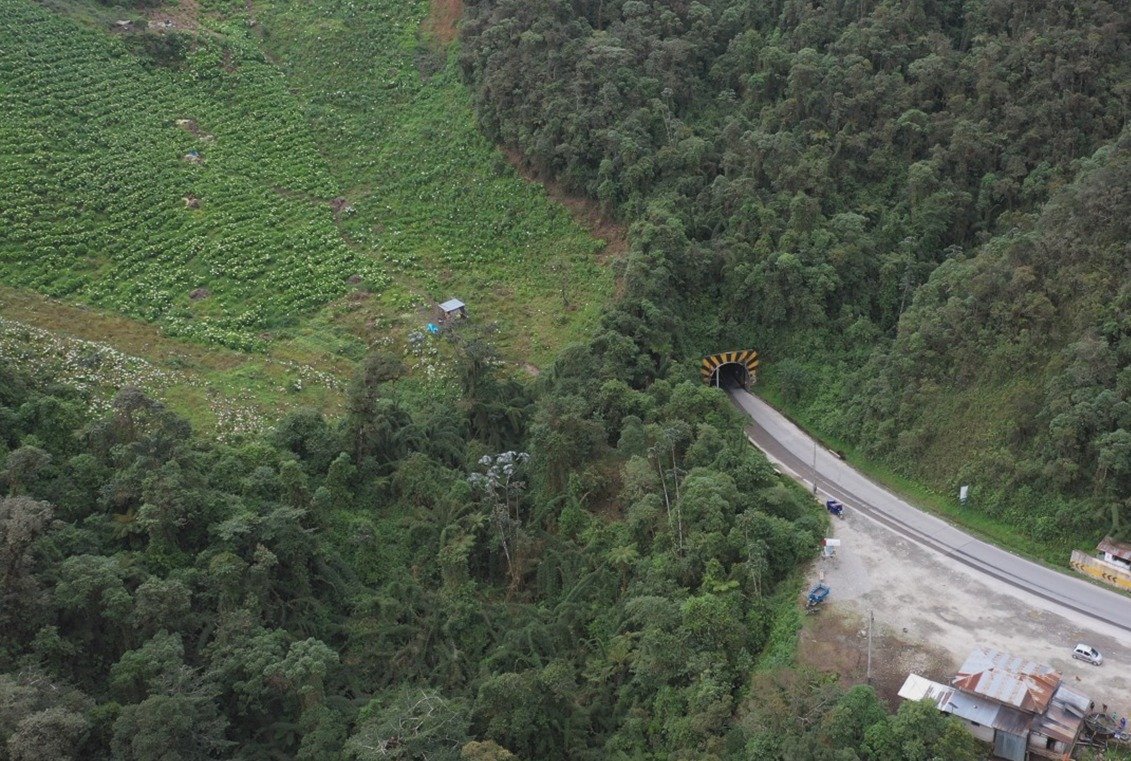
1052;684;1092;714
1098;536;1131;561
1033;683;1091;745
439;298;465;312
1033;701;1086;744
899;674;1032;736
953;647;1060;713
898;674;953;703
941;691;1032;735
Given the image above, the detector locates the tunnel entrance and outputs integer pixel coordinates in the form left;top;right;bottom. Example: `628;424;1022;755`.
700;350;759;389
711;362;749;389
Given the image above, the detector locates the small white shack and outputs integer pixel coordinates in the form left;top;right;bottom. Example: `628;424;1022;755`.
1070;536;1131;591
1097;536;1131;572
438;298;467;322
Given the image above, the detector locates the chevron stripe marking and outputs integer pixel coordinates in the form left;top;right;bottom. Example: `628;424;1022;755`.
700;349;759;385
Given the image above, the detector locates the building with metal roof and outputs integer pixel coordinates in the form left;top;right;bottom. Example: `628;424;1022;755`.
953;647;1059;714
899;647;1092;761
1071;536;1131;591
1029;684;1090;759
1097;536;1131;569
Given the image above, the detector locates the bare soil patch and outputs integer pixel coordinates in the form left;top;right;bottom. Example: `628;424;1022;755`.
422;0;463;46
503;148;629;267
147;0;200;32
175;118;213;141
797;604;953;709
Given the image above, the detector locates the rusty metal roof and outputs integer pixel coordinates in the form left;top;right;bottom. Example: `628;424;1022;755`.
952;647;1061;713
1098;536;1131;561
1033;684;1090;745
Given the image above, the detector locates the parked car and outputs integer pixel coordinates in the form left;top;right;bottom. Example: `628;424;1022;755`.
1073;643;1103;665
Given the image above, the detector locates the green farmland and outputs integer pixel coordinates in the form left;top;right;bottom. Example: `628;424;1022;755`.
0;0;614;431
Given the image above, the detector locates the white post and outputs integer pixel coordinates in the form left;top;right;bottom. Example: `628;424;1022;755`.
866;609;874;684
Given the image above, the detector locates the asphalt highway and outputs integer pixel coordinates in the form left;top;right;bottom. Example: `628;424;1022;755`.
729;387;1131;638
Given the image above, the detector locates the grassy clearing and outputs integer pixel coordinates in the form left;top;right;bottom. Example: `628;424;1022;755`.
753;576;806;672
0;286;348;436
0;0;615;431
254;0;613;366
755;382;1076;568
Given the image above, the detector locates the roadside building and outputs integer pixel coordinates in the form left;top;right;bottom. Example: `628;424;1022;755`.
1096;536;1131;572
899;647;1092;761
1071;536;1131;591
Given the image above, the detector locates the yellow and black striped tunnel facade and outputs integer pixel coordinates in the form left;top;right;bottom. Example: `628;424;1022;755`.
700;349;759;386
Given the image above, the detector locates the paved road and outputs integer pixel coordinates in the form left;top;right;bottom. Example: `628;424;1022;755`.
729;388;1131;639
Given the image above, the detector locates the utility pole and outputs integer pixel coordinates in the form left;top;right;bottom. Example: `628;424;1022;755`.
866;609;874;684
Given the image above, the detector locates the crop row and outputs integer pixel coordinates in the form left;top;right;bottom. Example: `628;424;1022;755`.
0;0;387;350
260;0;610;303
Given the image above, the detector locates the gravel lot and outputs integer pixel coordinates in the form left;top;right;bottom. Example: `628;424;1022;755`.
801;501;1131;721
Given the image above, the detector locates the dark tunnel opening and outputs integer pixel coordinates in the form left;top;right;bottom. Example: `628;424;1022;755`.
711;362;749;389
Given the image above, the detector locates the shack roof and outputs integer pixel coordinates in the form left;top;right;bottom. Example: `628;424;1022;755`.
1051;684;1092;714
898;674;1032;736
1097;536;1131;561
439;298;465;313
952;647;1060;714
898;674;953;704
1032;685;1090;744
942;691;1032;736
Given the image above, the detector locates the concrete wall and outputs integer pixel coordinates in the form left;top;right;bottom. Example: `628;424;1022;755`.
1071;550;1131;591
956;718;995;743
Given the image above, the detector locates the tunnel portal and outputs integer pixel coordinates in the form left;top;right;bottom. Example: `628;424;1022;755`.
701;350;759;389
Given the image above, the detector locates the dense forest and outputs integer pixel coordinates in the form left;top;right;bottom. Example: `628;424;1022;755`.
0;351;986;758
460;0;1130;543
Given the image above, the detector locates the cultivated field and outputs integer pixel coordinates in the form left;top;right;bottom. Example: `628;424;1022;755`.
0;0;615;429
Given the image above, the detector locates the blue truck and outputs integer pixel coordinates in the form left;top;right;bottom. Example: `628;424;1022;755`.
806;582;831;610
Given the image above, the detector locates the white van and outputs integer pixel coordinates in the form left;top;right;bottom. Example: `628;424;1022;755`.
1072;644;1103;666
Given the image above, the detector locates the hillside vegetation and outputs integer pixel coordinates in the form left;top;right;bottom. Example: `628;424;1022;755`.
1;350;978;760
1;0;1126;757
0;0;380;351
839;139;1130;543
460;0;1130;548
0;0;613;428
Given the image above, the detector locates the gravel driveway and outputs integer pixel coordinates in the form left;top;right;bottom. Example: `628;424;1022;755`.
807;501;1131;719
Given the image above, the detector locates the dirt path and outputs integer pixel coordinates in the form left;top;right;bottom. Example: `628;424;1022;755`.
800;507;1131;718
422;0;463;45
147;0;201;31
503;148;629;265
